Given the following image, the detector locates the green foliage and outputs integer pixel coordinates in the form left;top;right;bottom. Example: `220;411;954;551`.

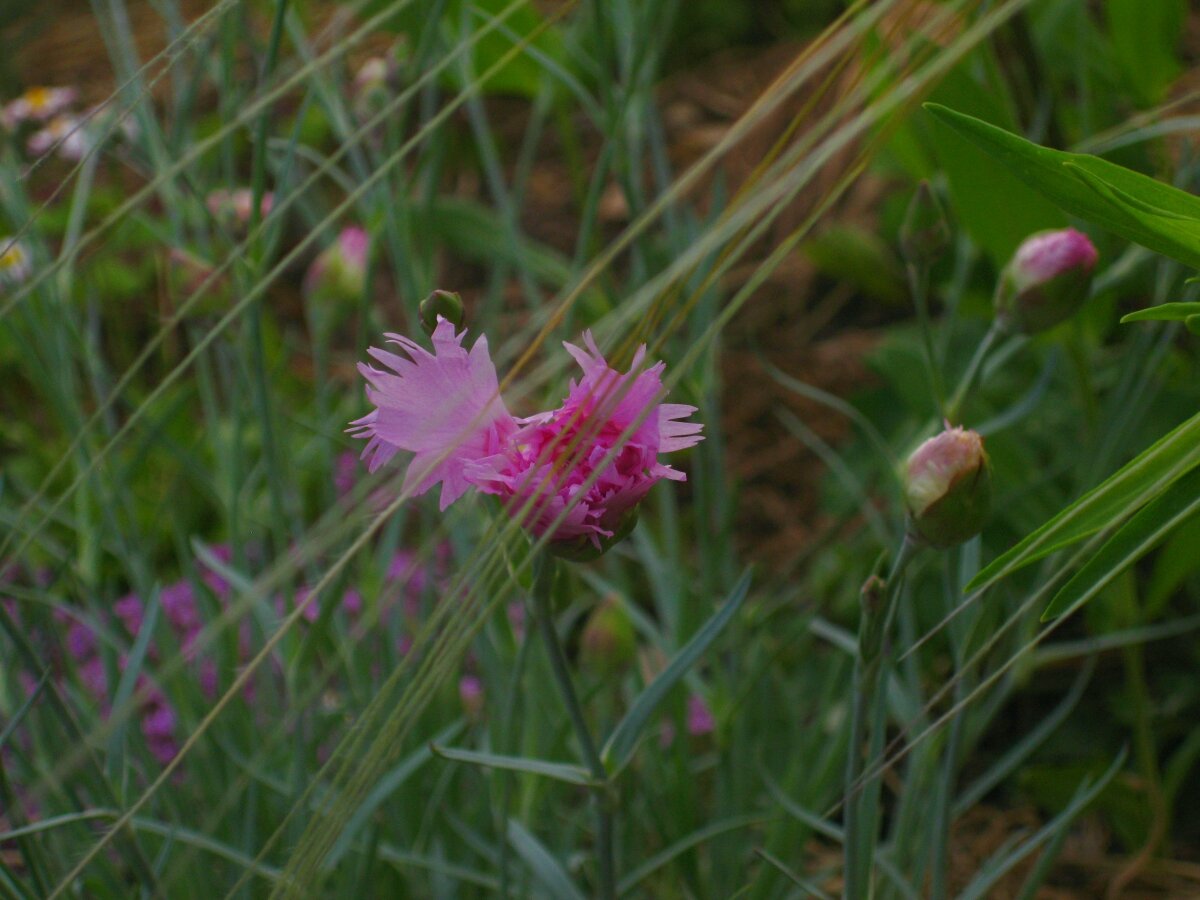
926;103;1200;270
2;1;1199;897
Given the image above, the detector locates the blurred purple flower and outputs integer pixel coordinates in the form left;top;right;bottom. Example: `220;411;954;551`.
687;694;715;736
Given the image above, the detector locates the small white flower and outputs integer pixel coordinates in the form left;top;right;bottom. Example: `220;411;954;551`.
0;237;32;286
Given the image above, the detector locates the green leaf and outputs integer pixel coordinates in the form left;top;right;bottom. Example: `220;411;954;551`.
431;744;598;786
426;198;574;287
960;750;1127;900
803;226;905;306
601;571;751;774
922;68;1065;263
323;721;464;869
1105;0;1185;105
1042;467;1200;620
966;409;1200;593
506;819;587;900
1120;302;1200;324
924;104;1200;270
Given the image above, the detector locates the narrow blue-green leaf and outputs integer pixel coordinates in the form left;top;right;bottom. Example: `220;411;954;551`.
0;671;47;750
431;744;597;786
601;571;751;774
957;749;1126;900
506;819;587;900
966;409;1200;593
618;814;767;896
323;721;464;869
924;104;1200;269
1042;467;1200;620
1120;302;1200;324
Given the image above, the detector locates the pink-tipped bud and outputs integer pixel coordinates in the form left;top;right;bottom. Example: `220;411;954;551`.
459;674;484;720
996;228;1098;333
304;226;369;302
903;426;991;548
579;596;636;674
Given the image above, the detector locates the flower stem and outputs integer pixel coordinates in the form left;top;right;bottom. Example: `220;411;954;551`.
843;536;919;898
532;553;615;900
945;320;1004;423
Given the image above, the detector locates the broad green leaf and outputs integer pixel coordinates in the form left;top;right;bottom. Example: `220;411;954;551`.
1186;315;1200;337
966;409;1200;593
1042;467;1200;620
803;226;905;306
1105;0;1185;105
1120;302;1200;324
922;67;1065;263
601;571;751;774
431;744;598;786
925;104;1200;270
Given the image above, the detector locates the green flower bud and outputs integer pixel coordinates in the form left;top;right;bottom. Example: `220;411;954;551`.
996;228;1098;333
420;289;465;335
580;595;636;674
903;426;991;548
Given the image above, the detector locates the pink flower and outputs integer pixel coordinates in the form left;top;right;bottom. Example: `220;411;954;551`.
687;693;715;736
304;226;369;300
350;318;518;509
2;86;78;128
114;593;144;635
459;674;484;719
350;320;703;552
206;188;274;226
0;237;32;286
27;115;92;161
466;333;702;546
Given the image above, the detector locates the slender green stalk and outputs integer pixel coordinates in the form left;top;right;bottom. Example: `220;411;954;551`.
945;320;1004;423
531;554;615;900
908;260;947;419
844;536;918;898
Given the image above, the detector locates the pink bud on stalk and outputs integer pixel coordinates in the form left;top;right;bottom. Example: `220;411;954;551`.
996;228;1098;333
303;226;369;302
903;426;991;548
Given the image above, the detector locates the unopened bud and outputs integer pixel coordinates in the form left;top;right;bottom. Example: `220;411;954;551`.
580;596;636;674
304;226;369;302
459;674;484;720
900;181;951;267
420;289;465;335
903;426;991;548
996;228;1098;333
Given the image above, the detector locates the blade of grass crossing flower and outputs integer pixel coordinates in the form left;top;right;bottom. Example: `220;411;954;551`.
1041;467;1200;620
105;590;161;775
602;571;751;775
966;408;1200;593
